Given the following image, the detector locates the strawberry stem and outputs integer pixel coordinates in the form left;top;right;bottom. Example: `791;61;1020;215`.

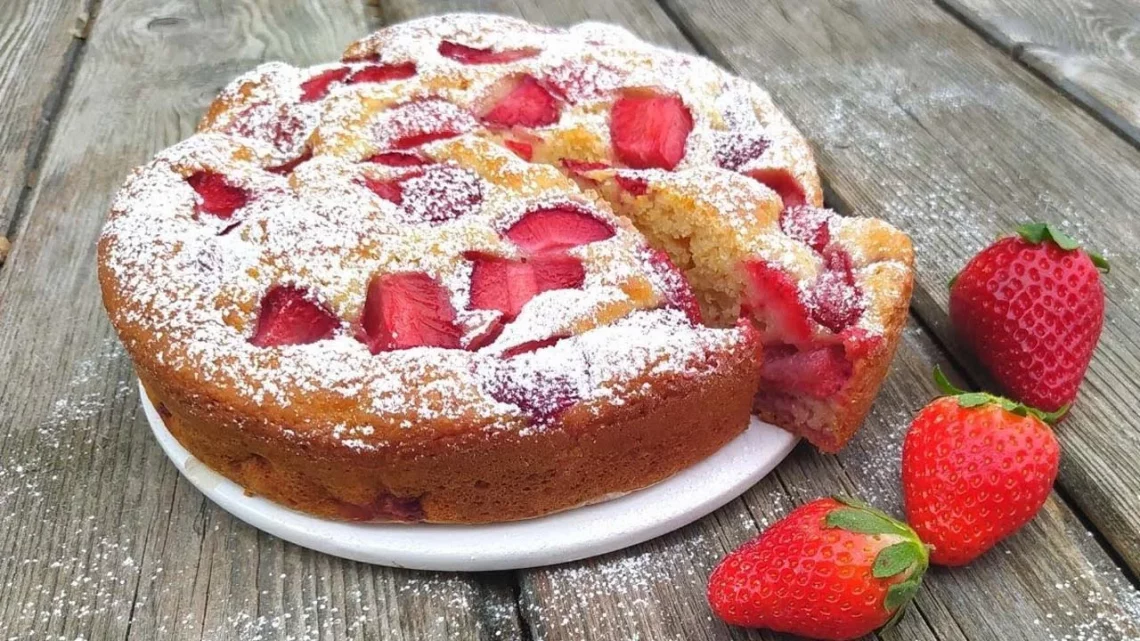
931;366;1069;423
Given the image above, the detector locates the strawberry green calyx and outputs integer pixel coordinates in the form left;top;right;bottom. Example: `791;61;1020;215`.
828;496;929;630
1016;222;1110;273
932;366;1068;423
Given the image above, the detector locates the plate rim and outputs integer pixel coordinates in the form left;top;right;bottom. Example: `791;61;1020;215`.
139;379;797;571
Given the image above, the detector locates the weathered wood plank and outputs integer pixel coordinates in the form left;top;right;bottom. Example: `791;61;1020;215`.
0;1;521;640
660;0;1140;577
0;0;91;238
938;0;1140;148
374;2;1140;640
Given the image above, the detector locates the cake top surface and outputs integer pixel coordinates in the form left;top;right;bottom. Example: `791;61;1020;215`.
97;13;911;448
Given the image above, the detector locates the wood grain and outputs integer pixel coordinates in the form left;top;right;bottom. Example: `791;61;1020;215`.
0;0;93;241
938;0;1140;147
659;0;1140;577
0;1;521;640
371;2;1140;640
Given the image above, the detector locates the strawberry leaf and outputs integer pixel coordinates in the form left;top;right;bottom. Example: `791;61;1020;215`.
933;365;967;396
826;507;910;536
1089;252;1111;273
930;366;1067;423
873;542;921;578
885;578;921;611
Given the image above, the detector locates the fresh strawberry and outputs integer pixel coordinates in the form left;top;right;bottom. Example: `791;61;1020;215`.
780;205;832;253
741;259;813;344
187;171;249;219
482;75;561;128
346;62;416;85
749;168;807;209
300;67;351;102
357;272;463;353
949;223;1108;412
903;368;1063;566
250;286;340;347
609;93;693;170
505;206;614;254
759;345;851;398
366;151;428;167
708;497;928;640
647;248;702;324
467;252;585;321
438;40;539;64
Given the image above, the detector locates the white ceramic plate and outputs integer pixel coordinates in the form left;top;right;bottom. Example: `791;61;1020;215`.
141;380;797;571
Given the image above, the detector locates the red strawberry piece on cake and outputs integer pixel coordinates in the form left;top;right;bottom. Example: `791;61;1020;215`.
505;206;614;254
366;151;429;167
481;75;561;128
714;131;770;172
741;259;813;344
361;175;409;204
382;99;473;150
647;248;702;324
810;249;865;333
250;286;340;347
187;171;250;219
544;60;624;103
614;173;649;196
949;222;1108;413
749;168;807;209
780;205;832;253
467;252;586;321
438;40;539;64
300;67;351;102
560;159;610;175
760;345;852;399
397;165;484;224
484;361;580;422
346;62;416;85
501;335;567;359
708;496;928;640
357;272;463;353
503;139;534;160
609;92;693;170
903;368;1063;566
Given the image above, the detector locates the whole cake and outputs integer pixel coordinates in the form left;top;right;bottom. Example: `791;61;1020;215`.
98;14;913;523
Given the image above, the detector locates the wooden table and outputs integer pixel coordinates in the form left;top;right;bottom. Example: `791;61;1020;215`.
2;0;1139;639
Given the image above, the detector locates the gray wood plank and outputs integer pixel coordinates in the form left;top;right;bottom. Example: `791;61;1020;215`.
938;0;1140;148
375;2;1140;640
659;0;1140;578
0;1;522;640
0;0;93;240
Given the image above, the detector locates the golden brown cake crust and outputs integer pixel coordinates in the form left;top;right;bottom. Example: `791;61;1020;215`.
138;345;759;523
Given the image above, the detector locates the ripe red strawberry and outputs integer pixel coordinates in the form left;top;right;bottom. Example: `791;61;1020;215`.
467;252;585;321
250;286;340;347
949;222;1108;412
482;75;561;128
187;171;249;219
357;272;463;353
505;206;614;254
609;92;693;170
438;40;539;64
749;168;807;209
346;62;416;85
708;497;928;640
902;368;1062;566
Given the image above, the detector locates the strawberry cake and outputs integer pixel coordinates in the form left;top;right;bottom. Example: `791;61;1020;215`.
98;14;913;523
